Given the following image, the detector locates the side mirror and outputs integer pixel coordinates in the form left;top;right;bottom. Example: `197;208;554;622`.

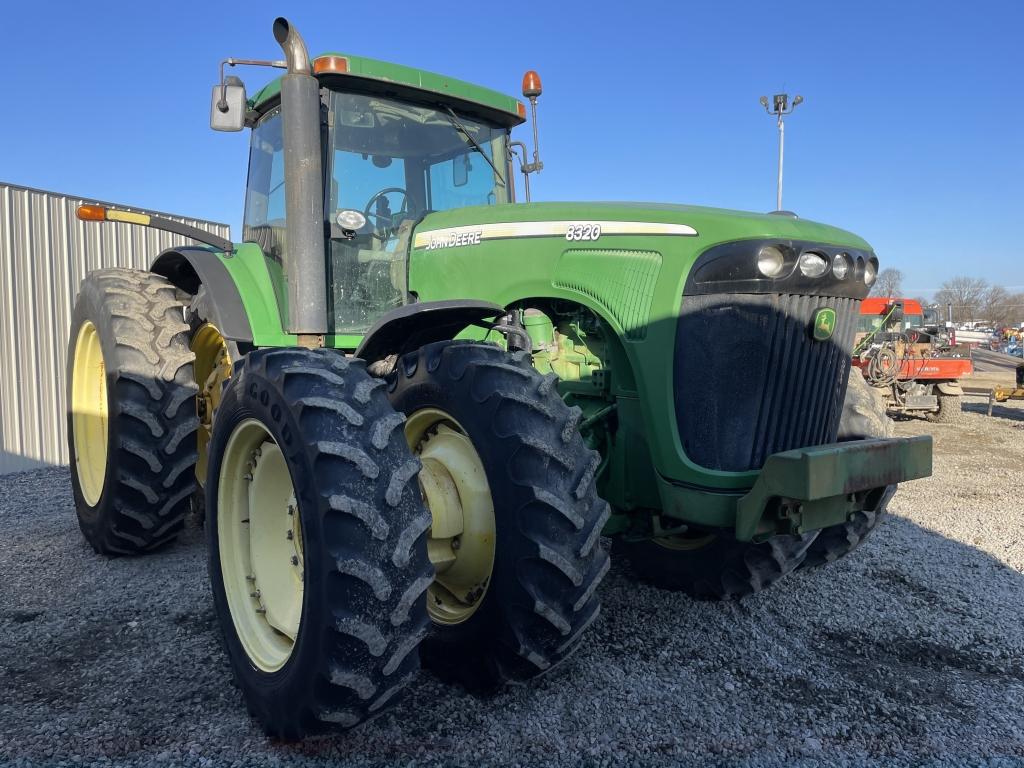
211;76;247;132
453;154;470;187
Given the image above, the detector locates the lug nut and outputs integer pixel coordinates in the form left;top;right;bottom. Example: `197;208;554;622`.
451;537;461;551
291;555;299;566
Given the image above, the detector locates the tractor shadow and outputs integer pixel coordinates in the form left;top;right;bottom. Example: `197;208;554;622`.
310;513;1024;763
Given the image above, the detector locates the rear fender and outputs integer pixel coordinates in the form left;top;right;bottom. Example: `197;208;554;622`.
151;244;290;346
150;247;253;343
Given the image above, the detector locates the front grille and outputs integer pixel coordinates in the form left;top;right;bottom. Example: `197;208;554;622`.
674;293;860;471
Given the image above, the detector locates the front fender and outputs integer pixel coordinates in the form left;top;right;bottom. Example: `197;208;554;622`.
355;300;505;363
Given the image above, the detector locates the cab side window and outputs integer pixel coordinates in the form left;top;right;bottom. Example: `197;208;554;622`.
242;108;287;261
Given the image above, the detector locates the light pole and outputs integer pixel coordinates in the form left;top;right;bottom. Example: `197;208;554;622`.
759;93;803;210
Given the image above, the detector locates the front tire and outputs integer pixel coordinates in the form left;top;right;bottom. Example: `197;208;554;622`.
927;392;963;424
66;269;198;554
387;341;610;690
206;349;432;738
800;368;896;569
839;369;893;439
613;529;816;600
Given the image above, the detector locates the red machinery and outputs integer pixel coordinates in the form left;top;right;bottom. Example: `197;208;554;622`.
853;298;972;422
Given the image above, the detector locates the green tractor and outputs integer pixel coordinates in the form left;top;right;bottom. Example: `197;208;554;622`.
66;18;931;738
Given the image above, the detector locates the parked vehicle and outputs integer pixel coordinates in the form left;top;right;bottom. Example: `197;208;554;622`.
854;298;972;421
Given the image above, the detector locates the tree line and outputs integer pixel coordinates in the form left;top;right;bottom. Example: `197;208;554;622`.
870;268;1024;327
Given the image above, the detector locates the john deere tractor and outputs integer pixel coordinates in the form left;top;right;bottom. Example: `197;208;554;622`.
66;18;931;738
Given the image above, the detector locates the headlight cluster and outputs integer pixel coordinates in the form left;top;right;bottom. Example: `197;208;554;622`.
756;245;876;285
686;238;878;300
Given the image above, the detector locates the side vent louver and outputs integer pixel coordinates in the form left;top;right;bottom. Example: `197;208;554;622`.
553;249;662;340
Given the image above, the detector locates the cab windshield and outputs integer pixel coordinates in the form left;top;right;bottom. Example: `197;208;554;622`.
326;91;510;332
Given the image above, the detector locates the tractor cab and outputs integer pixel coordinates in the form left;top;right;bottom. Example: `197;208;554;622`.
210;39;534;338
243;91;512;332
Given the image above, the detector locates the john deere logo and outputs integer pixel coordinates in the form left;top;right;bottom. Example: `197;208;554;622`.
812;308;837;341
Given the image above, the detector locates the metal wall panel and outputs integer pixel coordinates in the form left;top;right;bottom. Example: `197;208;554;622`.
0;182;230;474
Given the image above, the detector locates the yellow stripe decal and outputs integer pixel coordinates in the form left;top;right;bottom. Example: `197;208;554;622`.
106;210;151;226
413;220;698;250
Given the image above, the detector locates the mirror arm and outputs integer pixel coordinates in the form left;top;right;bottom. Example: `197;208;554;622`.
217;57;288;111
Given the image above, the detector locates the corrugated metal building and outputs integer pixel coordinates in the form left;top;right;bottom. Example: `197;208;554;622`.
0;182;230;475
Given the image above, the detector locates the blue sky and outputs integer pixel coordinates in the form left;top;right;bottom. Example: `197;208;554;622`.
5;0;1021;298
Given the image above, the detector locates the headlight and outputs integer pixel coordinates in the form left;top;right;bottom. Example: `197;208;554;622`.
757;245;786;277
832;253;850;279
798;251;828;278
864;259;878;286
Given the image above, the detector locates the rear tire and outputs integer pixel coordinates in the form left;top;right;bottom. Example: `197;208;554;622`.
387;341;610;690
66;269;198;555
187;285;242;519
206;349;432;738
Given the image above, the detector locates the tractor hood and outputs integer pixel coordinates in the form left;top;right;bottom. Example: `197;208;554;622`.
412;201;873;253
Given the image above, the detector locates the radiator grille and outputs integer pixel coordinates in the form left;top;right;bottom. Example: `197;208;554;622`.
674;293;860;471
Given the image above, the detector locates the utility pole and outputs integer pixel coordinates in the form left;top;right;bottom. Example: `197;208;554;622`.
759;93;803;210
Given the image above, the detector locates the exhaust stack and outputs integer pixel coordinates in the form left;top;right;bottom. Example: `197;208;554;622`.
273;17;327;337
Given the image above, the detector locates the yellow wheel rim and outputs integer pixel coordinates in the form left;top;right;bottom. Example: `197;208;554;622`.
71;321;108;506
192;323;231;487
218;419;304;672
405;408;495;626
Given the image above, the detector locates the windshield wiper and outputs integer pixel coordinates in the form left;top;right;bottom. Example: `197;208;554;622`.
443;106;505;185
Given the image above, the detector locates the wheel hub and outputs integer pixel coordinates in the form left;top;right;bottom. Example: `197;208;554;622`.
192;323;231;487
405;409;495;625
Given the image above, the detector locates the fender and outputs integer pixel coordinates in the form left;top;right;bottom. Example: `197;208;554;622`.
936;381;963;396
355;300;505;363
150;247;254;343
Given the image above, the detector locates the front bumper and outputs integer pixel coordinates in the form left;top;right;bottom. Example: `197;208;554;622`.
734;435;932;540
653;435;932;541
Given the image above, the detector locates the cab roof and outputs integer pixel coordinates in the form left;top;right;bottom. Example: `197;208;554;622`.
248;52;526;128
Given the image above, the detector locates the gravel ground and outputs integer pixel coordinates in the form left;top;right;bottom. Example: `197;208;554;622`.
2;393;1024;767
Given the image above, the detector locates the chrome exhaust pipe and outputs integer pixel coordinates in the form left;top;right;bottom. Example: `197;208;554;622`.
273;17;311;75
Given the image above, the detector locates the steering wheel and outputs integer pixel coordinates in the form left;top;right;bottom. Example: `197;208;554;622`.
363;187;413;240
